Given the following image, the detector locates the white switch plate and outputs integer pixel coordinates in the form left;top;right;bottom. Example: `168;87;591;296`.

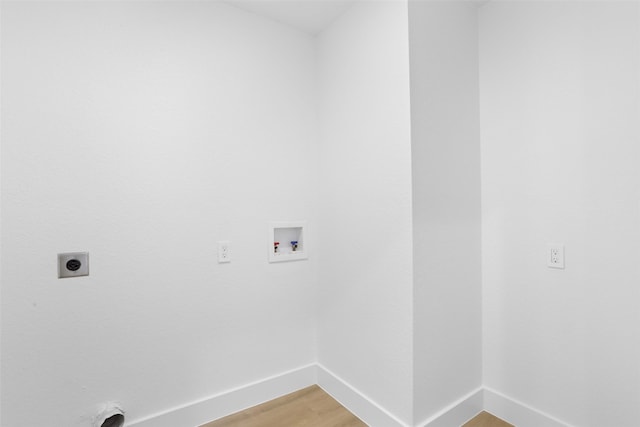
218;241;231;263
547;244;564;269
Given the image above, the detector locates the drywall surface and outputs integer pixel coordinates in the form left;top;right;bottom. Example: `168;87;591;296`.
408;2;482;424
480;2;640;426
1;2;318;425
316;1;414;424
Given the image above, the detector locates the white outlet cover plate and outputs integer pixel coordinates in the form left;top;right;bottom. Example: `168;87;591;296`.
547;244;565;269
218;241;231;263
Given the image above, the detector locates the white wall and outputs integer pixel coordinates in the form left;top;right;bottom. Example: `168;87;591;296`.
408;2;482;424
316;1;415;424
480;2;640;426
8;2;639;426
0;2;319;426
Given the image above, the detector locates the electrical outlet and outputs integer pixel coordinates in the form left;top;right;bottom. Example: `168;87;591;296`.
218;241;231;263
547;244;564;269
58;252;90;278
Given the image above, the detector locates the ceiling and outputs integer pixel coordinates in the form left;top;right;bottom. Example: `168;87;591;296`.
225;0;356;35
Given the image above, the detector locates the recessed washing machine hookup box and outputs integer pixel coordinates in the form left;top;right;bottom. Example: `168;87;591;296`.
269;221;307;263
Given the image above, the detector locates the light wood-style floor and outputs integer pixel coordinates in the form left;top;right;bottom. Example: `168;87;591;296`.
463;411;514;427
200;385;514;427
200;385;365;427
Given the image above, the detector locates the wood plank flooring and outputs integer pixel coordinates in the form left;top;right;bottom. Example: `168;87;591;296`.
200;385;366;427
200;385;514;427
463;411;514;427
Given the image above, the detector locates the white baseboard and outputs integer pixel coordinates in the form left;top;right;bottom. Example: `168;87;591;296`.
416;386;573;427
483;387;574;427
416;387;484;427
127;364;317;427
316;364;411;427
125;365;575;427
